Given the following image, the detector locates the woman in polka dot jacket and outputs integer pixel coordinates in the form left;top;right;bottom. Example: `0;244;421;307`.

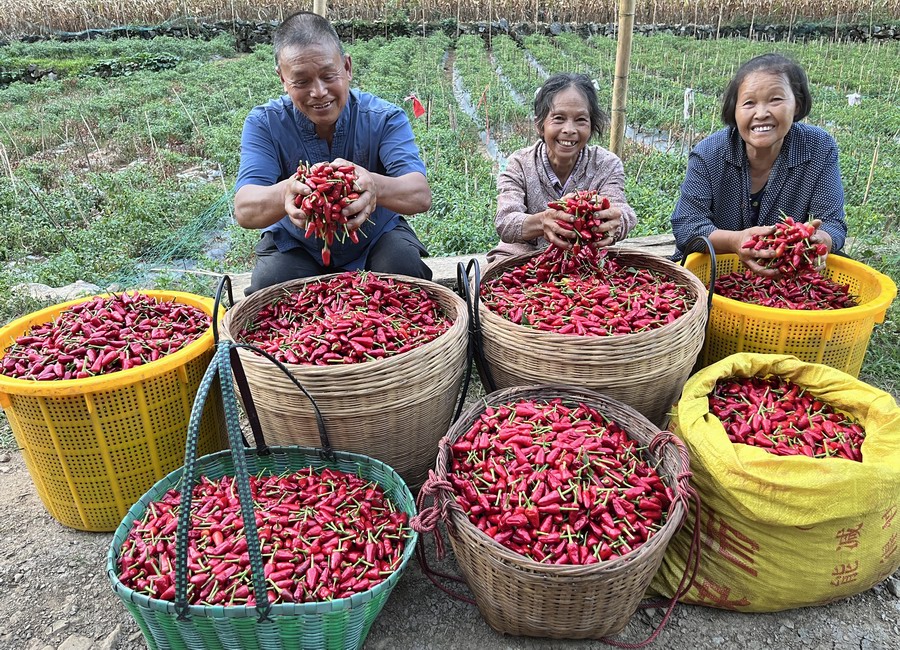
670;53;847;276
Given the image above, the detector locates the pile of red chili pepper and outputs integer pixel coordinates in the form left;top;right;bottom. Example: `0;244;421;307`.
714;270;857;310
709;375;865;461
742;216;827;274
483;250;692;335
117;468;410;605
0;293;209;381
294;161;361;267
450;398;672;564
237;272;450;366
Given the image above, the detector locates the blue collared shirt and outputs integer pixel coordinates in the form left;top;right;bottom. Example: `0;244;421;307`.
670;122;847;259
235;90;426;269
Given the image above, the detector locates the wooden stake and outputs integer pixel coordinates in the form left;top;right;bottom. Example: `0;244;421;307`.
609;0;636;159
863;139;880;205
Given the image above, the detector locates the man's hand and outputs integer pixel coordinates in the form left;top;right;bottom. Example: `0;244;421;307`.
284;175;313;232
332;158;376;231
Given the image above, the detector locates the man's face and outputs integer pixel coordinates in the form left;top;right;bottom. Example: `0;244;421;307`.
277;43;352;133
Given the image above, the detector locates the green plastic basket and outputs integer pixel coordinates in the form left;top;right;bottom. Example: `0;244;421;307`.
107;341;418;650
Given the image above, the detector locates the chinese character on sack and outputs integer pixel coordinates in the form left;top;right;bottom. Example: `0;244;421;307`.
882;533;898;565
831;560;860;587
884;505;897;530
694;577;751;610
702;510;759;576
835;522;864;551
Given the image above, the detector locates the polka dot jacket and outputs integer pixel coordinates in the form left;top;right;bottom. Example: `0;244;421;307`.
670;122;848;259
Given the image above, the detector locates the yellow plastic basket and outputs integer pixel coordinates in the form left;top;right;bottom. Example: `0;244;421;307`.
684;253;897;377
0;291;226;532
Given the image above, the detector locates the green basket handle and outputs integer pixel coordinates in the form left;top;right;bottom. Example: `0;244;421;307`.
174;340;333;623
211;274;235;344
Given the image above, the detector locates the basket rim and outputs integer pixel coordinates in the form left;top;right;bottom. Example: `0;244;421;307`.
436;384;689;577
685;252;898;322
479;249;708;344
106;444;419;618
0;290;220;396
219;272;468;374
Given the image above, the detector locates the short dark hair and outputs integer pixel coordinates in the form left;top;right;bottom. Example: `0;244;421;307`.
534;73;609;140
273;11;344;69
720;53;812;127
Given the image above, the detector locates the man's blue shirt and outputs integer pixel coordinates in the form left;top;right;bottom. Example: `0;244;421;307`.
235;90;426;269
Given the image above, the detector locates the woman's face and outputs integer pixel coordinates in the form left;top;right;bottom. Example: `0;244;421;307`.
539;86;592;170
735;71;797;156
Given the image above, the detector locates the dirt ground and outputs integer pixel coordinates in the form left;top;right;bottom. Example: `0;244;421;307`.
0;446;899;650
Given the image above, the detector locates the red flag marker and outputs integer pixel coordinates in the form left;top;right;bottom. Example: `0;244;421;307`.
404;94;426;118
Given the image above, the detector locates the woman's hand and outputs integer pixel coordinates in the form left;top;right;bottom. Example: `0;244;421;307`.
523;208;577;249
807;219;833;269
733;225;780;277
589;206;623;248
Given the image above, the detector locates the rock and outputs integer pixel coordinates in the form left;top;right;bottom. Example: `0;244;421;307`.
11;281;100;302
887;578;900;598
57;636;93;650
549;21;563;36
47;620;68;635
98;624;122;650
779;616;795;629
0;451;11;462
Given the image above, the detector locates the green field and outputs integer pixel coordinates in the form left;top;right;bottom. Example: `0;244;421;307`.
0;28;898;447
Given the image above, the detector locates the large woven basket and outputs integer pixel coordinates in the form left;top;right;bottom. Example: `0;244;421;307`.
477;250;708;427
108;342;418;650
432;385;692;639
218;273;468;489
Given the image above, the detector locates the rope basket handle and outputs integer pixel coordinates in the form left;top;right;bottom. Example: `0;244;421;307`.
596;430;702;650
174;340;334;623
410;440;475;605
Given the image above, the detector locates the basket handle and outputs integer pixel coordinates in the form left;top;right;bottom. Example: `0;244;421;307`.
679;235;716;319
173;341;333;624
456;258;496;403
211;274;235;344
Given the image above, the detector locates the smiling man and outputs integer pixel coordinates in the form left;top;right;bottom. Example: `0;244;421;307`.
234;11;433;294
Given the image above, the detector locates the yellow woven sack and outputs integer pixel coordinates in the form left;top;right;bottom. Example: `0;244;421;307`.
651;353;900;612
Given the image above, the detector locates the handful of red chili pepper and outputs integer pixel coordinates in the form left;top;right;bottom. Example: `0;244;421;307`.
237;272;450;366
0;292;209;381
741;216;827;274
709;375;865;461
117;468;409;605
450;398;672;564
294;161;362;267
715;269;857;310
539;190;612;275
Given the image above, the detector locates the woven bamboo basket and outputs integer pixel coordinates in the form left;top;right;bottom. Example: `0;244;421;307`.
478;250;708;427
108;342;418;650
218;273;468;489
430;385;692;639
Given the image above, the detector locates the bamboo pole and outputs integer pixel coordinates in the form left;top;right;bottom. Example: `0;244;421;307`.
609;0;635;158
313;0;328;17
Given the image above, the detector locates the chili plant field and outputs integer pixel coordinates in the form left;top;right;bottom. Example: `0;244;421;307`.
0;28;898;444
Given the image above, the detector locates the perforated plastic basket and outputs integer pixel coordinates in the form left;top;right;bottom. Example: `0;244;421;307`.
684;253;897;377
0;291;226;531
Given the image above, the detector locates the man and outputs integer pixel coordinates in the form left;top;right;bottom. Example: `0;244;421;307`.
234;11;433;295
